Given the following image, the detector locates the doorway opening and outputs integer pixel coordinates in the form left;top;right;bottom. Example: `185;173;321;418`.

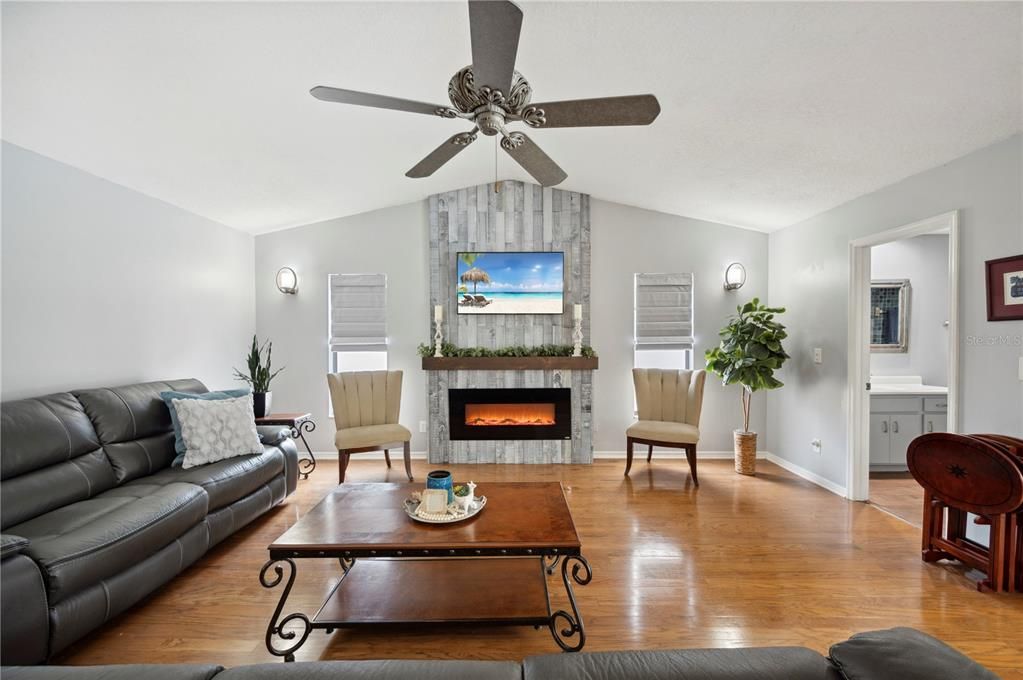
846;212;960;513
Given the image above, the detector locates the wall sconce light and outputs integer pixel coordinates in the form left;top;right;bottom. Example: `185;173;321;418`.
275;267;298;295
724;262;746;291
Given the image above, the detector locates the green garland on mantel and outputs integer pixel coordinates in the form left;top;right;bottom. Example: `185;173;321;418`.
418;342;597;359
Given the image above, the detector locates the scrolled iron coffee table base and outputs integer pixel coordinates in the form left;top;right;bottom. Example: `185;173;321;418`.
259;552;592;661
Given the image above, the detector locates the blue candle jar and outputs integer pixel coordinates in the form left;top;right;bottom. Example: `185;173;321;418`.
426;470;454;504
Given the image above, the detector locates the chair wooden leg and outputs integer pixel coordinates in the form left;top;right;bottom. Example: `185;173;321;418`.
684;444;699;487
647;444;653;463
384;449;392;468
625;438;634;476
338;451;350;484
403;441;413;481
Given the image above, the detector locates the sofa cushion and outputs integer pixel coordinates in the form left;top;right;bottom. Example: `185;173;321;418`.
1;393;117;529
523;647;841;680
74;379;207;483
9;482;208;604
335;423;411;450
1;666;223;680
217;660;522;680
828;627;1000;680
627;420;700;444
126;447;285;511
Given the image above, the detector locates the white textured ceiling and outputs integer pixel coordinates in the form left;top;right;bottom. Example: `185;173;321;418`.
3;2;1020;233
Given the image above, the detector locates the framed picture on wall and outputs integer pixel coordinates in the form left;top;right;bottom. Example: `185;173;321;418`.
985;254;1023;321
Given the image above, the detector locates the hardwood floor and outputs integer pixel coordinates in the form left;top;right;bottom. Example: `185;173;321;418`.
869;472;922;527
56;460;1023;676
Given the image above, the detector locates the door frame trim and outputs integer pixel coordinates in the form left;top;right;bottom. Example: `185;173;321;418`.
846;210;959;501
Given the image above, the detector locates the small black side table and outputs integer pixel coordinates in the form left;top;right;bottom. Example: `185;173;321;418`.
256;413;316;479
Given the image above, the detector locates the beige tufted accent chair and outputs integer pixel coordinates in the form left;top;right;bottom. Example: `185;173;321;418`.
626;368;707;485
327;370;413;483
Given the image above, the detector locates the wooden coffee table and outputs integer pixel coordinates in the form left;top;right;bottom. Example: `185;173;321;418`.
260;482;590;660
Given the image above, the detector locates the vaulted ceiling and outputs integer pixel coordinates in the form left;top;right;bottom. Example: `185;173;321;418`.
3;1;1020;233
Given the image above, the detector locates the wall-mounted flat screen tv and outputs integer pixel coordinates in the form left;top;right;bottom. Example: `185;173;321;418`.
456;251;564;315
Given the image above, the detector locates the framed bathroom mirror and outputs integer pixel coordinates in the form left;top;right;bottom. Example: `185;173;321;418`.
870;279;910;352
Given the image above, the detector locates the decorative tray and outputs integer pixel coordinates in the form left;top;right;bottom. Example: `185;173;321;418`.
403;495;487;524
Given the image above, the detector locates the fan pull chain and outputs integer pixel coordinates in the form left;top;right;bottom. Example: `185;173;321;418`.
494;138;501;193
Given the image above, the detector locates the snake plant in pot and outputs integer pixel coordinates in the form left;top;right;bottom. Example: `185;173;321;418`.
234;335;285;418
705;298;789;476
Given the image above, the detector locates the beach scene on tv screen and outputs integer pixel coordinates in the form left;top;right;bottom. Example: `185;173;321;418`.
456;252;564;314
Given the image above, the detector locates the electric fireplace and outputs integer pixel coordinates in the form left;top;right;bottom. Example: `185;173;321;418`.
448;388;571;441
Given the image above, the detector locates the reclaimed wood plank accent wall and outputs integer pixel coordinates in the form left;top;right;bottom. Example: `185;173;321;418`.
427;180;593;464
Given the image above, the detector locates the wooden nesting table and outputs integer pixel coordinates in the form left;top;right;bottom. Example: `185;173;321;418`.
261;482;590;660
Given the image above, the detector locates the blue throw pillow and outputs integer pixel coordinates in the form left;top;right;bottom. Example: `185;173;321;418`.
161;388;250;466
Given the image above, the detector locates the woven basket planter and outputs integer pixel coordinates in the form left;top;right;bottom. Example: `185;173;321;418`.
734;430;758;476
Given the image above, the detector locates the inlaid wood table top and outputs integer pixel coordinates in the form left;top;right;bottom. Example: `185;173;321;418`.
254;412;312;425
269;482;580;558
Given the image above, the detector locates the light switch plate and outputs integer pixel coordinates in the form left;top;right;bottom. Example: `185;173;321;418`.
813;348;823;364
419;420;428;433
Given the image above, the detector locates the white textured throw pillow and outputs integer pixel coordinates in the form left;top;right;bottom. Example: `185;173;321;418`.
173;394;264;469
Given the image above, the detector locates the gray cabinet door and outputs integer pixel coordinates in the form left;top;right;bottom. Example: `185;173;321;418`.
870;414;891;465
924;413;947;434
889;414;923;468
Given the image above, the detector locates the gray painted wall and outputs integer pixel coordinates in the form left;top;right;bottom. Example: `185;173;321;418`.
767;134;1023;489
254;201;430;453
1;142;254;400
254;194;769;455
870;234;950;386
589;199;771;453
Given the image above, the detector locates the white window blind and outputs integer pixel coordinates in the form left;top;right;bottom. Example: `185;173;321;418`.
329;274;387;352
634;273;694;350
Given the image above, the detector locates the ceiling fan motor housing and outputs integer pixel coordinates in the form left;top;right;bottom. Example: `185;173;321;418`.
447;65;532;117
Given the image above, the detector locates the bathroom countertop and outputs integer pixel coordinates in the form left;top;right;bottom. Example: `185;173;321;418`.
870;383;948;395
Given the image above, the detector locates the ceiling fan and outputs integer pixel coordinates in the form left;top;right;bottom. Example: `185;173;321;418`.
310;0;661;187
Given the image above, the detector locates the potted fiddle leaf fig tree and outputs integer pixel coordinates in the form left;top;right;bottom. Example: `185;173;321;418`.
234;335;284;418
705;298;789;476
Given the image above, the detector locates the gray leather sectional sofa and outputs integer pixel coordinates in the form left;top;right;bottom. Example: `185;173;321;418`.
0;629;1001;680
0;379;299;665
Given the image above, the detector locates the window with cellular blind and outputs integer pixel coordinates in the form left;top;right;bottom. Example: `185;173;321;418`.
634;273;694;370
329;273;387;353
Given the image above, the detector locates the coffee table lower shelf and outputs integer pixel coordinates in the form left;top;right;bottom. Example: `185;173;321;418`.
260;555;591;661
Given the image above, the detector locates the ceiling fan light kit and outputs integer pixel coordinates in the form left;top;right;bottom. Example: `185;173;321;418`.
310;0;661;187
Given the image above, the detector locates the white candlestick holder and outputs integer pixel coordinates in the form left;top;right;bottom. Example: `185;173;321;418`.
572;317;583;357
434;318;444;358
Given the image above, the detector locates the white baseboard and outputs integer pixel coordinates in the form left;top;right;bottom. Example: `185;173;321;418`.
593;450;767;460
316;450;771;462
765;453;847;498
312;450;846;498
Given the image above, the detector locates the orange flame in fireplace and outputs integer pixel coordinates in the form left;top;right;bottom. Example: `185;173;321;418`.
465;403;556;427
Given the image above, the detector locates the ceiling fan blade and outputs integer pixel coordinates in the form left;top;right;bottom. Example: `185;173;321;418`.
501;133;567;187
519;95;661;128
406;130;478;178
310;86;457;118
468;0;522;97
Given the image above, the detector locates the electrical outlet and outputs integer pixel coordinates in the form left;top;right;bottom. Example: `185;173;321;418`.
811;438;822;454
419;420;428;433
813;348;823;364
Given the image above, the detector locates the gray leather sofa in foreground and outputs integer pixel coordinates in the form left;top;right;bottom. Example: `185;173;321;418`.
0;629;1001;680
0;379;300;665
